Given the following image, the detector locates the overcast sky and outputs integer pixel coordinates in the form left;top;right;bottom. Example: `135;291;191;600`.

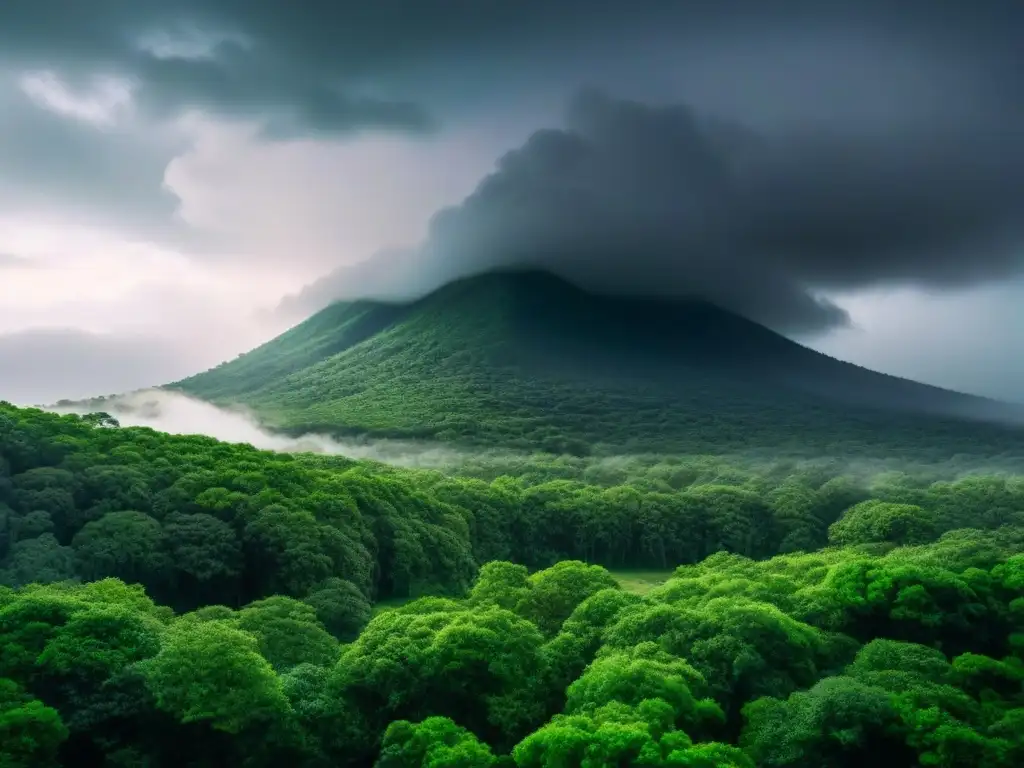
1;1;1022;406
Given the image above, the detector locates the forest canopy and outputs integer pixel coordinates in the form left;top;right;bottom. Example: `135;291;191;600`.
1;401;1022;766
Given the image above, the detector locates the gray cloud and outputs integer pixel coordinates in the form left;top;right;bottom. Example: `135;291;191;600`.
5;2;1021;139
3;1;1022;260
0;253;34;268
0;76;320;263
5;0;1024;344
813;281;1024;404
0;328;200;406
0;1;439;136
283;85;1024;335
0;76;201;249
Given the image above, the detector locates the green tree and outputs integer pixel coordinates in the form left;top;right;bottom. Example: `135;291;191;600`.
377;716;497;768
236;596;340;671
302;577;372;641
334;600;546;746
71;511;169;588
828;500;938;547
740;676;909;766
0;678;68;768
565;642;723;737
140;619;290;734
10;510;54;542
0;535;76;587
469;562;531;611
162;512;242;608
515;561;619;636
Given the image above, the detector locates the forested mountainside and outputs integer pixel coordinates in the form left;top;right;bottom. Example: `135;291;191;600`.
2;402;1023;766
172;270;1024;459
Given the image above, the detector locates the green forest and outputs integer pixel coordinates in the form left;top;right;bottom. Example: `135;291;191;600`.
2;402;1023;766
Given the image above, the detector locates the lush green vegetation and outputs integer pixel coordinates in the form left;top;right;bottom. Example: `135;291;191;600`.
2;401;1023;766
170;271;1024;460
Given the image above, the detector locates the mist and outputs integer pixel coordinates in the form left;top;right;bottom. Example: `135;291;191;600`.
46;389;473;469
38;388;1020;487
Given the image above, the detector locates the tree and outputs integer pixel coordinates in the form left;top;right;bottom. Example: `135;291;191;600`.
513;699;750;768
0;678;68;768
469;562;531;611
302;578;372;641
140;620;290;734
0;535;76;587
565;643;723;737
75;465;150;520
35;604;164;682
10;511;54;542
162;512;242;608
740;676;908;766
243;505;339;598
603;597;838;726
236;596;340;671
515;561;619;636
71;511;169;588
334;600;546;745
376;716;497;768
828;500;938;547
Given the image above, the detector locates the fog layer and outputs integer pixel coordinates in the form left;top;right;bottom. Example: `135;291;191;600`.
47;389;469;468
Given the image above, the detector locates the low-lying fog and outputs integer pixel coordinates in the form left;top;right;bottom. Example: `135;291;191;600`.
37;388;1022;481
46;389;470;468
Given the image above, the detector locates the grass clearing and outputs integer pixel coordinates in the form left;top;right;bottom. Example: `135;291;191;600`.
609;569;676;595
372;568;678;612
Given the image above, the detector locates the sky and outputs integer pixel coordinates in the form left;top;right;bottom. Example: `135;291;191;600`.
1;1;1023;406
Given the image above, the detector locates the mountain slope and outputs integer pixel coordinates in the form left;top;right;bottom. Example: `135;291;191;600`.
172;270;1024;458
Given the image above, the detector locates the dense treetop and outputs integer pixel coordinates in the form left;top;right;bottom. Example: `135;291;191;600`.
1;400;1023;765
4;401;1023;607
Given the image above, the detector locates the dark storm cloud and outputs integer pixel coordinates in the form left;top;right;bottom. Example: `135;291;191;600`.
0;0;653;137
284;83;1024;335
0;1;433;136
5;1;1021;138
6;0;1024;333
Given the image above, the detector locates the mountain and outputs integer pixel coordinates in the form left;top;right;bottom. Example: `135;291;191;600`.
171;270;1024;458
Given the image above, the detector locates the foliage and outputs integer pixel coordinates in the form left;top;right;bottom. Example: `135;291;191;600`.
828;500;938;546
0;400;1022;765
5;402;1022;610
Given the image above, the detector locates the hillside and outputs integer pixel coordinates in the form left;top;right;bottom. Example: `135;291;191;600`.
172;270;1024;459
